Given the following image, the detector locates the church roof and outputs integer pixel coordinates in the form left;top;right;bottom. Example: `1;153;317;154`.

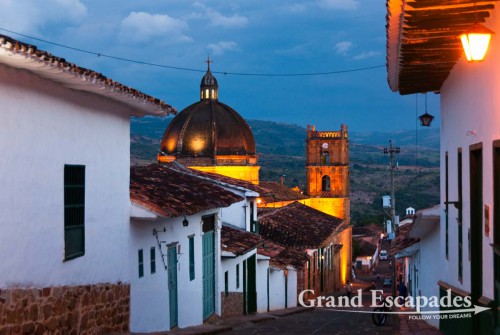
160;100;256;158
130;164;244;217
159;63;256;161
0;34;175;116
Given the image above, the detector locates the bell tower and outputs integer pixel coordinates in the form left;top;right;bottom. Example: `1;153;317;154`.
305;124;350;220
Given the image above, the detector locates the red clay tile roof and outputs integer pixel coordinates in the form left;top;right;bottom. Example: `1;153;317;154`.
257;207;278;217
259;242;310;270
390;222;419;255
258;181;308;204
130;164;244;217
0;34;175;116
259;201;345;249
221;225;309;270
221;225;262;256
166;162;270;196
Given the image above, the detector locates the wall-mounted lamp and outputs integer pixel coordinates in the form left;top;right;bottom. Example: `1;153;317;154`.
182;216;189;227
461;23;494;62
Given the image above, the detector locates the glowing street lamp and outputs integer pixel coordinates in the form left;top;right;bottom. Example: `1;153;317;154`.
460;23;494;62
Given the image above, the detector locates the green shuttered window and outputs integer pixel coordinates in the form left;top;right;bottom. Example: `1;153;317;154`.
224;271;229;296
189;236;195;280
138;249;144;278
64;165;85;261
150;247;156;274
236;264;240;288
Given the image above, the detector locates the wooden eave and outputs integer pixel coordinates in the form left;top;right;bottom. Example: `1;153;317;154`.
387;0;498;95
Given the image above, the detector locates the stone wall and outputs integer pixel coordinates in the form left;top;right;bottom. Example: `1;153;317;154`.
0;282;129;335
220;292;243;318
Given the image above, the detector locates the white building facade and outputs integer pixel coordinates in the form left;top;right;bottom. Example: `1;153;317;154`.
396;206;441;328
0;35;173;333
130;208;222;332
386;2;500;334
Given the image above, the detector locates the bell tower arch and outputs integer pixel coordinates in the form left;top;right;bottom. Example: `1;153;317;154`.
305;124;350;220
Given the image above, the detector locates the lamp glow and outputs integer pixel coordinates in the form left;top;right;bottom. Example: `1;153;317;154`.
460;23;494;62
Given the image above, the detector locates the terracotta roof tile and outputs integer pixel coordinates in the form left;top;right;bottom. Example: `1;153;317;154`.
165;162;270;195
130;164;244;217
221;225;309;270
259;202;345;249
260;243;310;270
259;181;308;203
390;222;419;255
0;34;175;116
221;225;262;256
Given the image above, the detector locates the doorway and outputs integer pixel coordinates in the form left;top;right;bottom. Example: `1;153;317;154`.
470;144;483;331
202;215;215;319
167;244;178;329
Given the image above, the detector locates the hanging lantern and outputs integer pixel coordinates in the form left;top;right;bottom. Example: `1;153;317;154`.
460;23;494;62
419;112;434;127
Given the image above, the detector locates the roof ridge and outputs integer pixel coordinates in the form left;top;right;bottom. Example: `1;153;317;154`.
0;34;175;116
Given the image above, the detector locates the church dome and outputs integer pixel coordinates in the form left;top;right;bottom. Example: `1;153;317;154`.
159;60;257;165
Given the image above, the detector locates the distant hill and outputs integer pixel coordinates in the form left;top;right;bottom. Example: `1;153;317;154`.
131;117;440;226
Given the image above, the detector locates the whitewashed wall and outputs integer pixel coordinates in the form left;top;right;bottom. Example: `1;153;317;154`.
417;225;441;327
438;8;500;299
256;258;270;313
220;198;257;231
220;249;257;294
267;268;297;310
268;269;285;310
130;209;220;332
287;269;298;308
220;199;247;230
0;63;135;288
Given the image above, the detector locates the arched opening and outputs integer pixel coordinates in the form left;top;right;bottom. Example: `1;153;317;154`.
322;175;331;192
321;151;330;165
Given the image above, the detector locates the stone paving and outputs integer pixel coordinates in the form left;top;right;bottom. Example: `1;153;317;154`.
119;293;444;335
119;260;444;335
219;306;395;335
398;313;443;335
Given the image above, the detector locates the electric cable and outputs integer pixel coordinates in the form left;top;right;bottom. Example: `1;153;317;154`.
0;27;385;77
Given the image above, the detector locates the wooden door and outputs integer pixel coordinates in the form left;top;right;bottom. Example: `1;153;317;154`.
167;245;178;329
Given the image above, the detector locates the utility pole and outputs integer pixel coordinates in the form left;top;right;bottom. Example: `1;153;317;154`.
383;140;399;297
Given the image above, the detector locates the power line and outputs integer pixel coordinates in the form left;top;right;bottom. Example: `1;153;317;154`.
0;27;385;77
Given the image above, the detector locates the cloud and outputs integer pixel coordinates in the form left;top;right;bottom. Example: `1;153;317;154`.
318;0;359;10
335;41;353;55
275;43;313;58
283;3;307;13
119;12;192;44
207;41;239;56
353;51;381;60
191;2;248;28
0;0;87;33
